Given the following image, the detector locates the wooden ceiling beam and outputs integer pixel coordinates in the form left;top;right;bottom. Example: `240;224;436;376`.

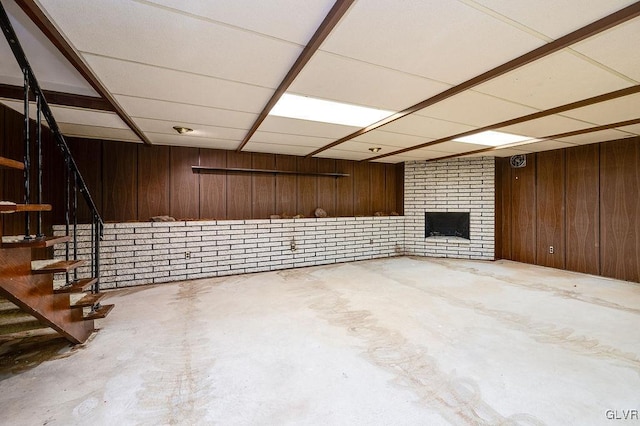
311;1;640;158
0;83;113;111
366;84;640;161
14;0;151;144
235;0;356;152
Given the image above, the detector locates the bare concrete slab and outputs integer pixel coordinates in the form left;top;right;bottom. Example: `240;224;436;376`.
1;257;639;425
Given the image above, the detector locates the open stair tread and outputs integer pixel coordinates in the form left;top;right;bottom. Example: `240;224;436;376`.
0;156;24;170
32;259;85;274
54;277;97;294
2;235;71;248
84;304;114;320
0;202;52;213
71;292;105;308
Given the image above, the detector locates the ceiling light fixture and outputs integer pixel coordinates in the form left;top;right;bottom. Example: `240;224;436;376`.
453;130;531;146
369;147;381;153
173;126;193;135
269;93;394;127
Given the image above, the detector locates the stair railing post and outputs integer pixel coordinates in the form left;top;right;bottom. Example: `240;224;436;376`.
64;157;70;285
95;217;102;294
73;173;78;282
23;69;31;240
90;213;95;292
36;91;43;238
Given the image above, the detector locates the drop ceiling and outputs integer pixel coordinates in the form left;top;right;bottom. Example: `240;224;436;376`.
0;0;639;164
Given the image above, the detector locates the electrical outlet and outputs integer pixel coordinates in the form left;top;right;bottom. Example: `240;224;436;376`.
290;240;297;252
549;246;554;254
185;251;191;259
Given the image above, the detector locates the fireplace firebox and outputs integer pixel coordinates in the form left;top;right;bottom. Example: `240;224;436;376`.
425;212;470;239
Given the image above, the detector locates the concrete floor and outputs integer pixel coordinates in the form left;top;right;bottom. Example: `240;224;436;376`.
1;256;639;425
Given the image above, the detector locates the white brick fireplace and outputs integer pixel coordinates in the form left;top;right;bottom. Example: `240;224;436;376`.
403;157;495;260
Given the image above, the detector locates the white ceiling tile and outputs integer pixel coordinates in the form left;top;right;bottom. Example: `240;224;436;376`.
572;18;640;82
0;99;127;129
372;154;420;164
468;0;637;39
352;131;432;148
83;55;273;114
132;118;246;142
499;115;595;138
315;149;374;161
248;131;332;148
242;142;316;157
368;157;405;164
398;146;488;161
616;124;640;135
426;141;491;154
0;99;50;124
58;123;141;142
147;133;239;150
38;0;302;89
0;1;96;96
415;90;539;127
389;148;453;160
475;51;632;109
465;147;529;158
52;107;127;128
288;51;451;110
115;96;258;130
256;116;360;139
510;140;576;152
142;0;335;44
331;140;441;158
555;129;634;144
559;93;640;124
381;115;476;139
320;0;544;84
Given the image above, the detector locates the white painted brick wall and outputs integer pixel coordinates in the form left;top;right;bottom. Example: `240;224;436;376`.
52;157;495;288
54;216;405;288
403;157;495;260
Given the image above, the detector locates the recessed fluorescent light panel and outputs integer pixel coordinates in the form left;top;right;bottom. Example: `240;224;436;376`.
269;93;394;127
453;130;531;146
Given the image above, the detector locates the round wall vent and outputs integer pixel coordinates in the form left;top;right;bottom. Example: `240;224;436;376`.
510;154;526;168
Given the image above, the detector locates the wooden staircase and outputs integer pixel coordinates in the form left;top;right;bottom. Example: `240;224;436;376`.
0;156;112;344
0;3;112;345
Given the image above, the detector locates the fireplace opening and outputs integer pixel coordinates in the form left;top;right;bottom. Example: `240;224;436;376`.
425;212;470;239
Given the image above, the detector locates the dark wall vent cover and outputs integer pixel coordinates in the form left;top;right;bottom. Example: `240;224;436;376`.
510;154;527;168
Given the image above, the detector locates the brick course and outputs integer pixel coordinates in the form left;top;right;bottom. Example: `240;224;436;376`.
55;216;405;288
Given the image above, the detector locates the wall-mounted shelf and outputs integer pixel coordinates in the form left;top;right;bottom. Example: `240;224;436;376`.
192;166;349;178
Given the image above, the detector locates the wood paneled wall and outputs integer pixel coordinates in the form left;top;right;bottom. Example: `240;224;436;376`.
0;104;402;230
600;140;640;283
1;105;57;238
496;136;640;283
565;144;599;275
55;139;403;223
